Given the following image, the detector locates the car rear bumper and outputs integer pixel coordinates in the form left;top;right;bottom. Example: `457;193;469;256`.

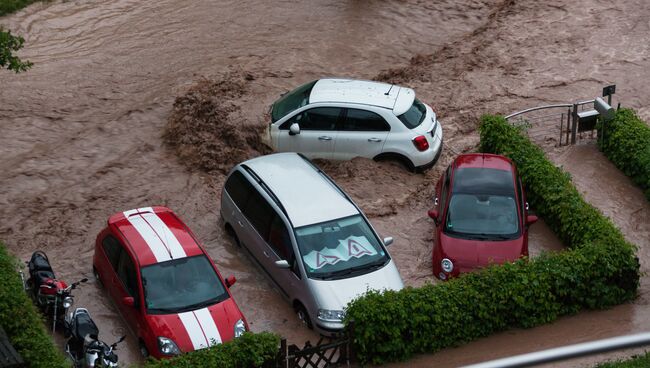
415;138;443;172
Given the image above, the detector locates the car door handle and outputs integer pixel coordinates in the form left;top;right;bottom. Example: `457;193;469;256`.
237;220;244;227
263;251;270;258
318;136;332;141
368;138;382;142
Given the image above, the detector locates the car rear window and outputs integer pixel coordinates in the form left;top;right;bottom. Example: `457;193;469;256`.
452;167;515;196
397;98;427;129
271;80;317;123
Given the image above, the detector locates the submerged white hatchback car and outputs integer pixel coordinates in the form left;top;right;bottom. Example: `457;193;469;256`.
269;78;443;171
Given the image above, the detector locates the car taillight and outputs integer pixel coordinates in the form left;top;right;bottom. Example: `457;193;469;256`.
412;135;429;151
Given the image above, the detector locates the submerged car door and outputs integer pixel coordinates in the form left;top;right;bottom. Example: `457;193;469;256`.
223;170;260;255
259;212;303;301
105;237;142;332
276;107;342;159
333;108;390;160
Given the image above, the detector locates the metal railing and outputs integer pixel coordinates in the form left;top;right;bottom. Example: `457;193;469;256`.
461;332;650;368
505;97;614;147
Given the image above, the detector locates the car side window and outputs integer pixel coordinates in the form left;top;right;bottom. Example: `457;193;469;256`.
102;235;122;271
268;215;292;260
518;177;526;216
224;170;254;210
242;188;274;240
281;107;341;131
440;166;452;210
116;250;139;299
343;109;390;131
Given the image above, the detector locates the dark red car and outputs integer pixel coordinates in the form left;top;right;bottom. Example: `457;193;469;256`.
93;206;248;359
428;154;538;280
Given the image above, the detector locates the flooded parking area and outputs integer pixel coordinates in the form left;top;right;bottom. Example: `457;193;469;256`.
1;0;649;366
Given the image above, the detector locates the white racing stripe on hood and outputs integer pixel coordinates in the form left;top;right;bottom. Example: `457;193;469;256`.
123;207;186;263
178;308;222;350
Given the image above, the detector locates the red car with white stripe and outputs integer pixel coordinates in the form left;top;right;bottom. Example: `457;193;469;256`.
93;206;248;359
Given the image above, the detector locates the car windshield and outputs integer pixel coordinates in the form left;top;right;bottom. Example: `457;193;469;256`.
444;168;521;240
294;215;389;280
397;98;427;129
141;255;229;314
271;80;317;123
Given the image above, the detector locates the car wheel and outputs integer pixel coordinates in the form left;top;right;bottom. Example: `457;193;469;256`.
139;340;149;358
225;224;241;247
295;303;313;329
93;267;103;288
374;153;415;172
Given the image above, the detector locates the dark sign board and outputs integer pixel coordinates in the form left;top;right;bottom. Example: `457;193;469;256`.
603;85;616;96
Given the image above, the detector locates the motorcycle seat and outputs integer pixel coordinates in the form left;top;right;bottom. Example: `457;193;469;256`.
28;252;54;273
35;270;56;286
76;313;99;341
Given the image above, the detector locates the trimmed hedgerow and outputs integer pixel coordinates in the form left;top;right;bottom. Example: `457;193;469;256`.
597;108;650;201
344;115;639;365
0;242;68;368
143;331;280;368
595;351;650;368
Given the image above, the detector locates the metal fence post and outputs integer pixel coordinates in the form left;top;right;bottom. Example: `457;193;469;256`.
279;338;287;368
571;103;578;144
565;108;571;145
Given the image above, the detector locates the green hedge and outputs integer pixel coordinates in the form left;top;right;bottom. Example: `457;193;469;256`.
597;108;650;201
595;351;650;367
143;332;280;368
0;0;41;16
344;115;639;365
0;243;68;367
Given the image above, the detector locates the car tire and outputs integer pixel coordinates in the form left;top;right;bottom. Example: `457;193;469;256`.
294;302;313;329
93;267;103;288
225;224;241;247
374;153;415;172
139;340;149;358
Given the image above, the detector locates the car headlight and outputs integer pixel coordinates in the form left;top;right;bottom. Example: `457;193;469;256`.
234;319;246;338
317;309;345;322
441;258;454;273
157;337;181;356
63;296;73;309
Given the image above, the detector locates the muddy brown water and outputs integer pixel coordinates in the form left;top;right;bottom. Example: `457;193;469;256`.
1;0;649;366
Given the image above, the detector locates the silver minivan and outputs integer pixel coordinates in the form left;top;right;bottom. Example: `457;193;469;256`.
220;152;404;335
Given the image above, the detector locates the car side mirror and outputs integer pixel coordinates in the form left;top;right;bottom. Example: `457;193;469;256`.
428;210;440;225
225;275;237;288
275;260;291;269
383;237;394;247
526;215;538;225
289;123;300;136
122;296;135;308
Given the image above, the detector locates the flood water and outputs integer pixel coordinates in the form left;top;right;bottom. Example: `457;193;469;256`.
1;0;649;366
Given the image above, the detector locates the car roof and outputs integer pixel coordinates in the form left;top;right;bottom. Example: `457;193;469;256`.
240;153;359;228
308;78;416;115
108;206;206;267
454;153;514;171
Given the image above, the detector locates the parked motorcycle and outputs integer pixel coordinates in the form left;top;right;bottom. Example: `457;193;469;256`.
23;250;88;332
64;308;125;368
